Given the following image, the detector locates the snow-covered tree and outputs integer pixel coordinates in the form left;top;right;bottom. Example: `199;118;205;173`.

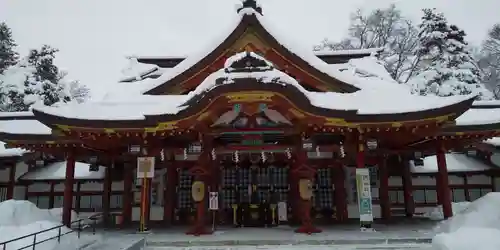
315;5;419;82
1;45;90;111
0;22;18;74
409;8;494;100
478;24;500;98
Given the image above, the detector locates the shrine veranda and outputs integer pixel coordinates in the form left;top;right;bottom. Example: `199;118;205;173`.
1;0;500;235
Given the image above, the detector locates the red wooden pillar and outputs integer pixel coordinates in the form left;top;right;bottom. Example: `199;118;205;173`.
378;156;391;220
436;141;452;218
102;165;112;226
62;152;76;227
163;152;178;225
401;158;415;217
293;136;321;234
122;163;133;226
334;163;348;222
186;135;213;236
6;162;16;200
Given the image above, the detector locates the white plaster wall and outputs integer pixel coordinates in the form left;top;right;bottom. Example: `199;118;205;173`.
412;176;435;186
467;175;491;185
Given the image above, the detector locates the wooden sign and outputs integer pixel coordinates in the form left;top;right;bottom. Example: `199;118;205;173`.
209;192;219;210
137;157;155;179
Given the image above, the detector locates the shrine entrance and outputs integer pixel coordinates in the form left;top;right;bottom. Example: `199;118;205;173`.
219;156;290;227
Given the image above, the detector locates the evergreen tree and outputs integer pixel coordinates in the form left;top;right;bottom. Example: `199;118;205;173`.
0;22;18;74
409;9;493;100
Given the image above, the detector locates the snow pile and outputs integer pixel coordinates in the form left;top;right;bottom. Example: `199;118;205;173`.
421;202;471;220
0;141;26;157
432;193;500;250
0;200;81;250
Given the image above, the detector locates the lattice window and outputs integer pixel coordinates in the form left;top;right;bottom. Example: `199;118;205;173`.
270;167;288;187
312;188;333;209
177;189;192;209
315;168;332;187
256;167;271;187
221;168;236;187
220;189;236;209
178;169;193;189
237;168;251;187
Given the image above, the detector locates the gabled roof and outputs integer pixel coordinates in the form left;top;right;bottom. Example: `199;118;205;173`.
131;47;384;70
142;6;362;95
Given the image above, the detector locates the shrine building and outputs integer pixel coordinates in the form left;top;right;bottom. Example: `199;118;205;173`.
2;0;500;235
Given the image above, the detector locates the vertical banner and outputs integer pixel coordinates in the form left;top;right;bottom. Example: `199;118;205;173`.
356;168;373;228
137;157;155;179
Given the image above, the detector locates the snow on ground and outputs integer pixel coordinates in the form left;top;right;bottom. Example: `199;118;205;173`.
431;193;500;250
419;202;471;221
0;200;96;250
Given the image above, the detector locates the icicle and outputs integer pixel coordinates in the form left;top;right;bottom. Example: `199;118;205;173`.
340;142;345;158
211;148;216;160
261;151;266;162
183;148;188;160
160;149;165;161
285;148;292;159
316;146;320;157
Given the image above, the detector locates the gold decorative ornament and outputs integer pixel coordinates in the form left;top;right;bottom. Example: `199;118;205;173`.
191;181;205;202
298;179;313;200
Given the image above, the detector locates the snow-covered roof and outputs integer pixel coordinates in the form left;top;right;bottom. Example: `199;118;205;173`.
19;161;105;181
0;119;51;135
484;137;500;147
0;142;26;158
455;108;500;126
410;153;493;173
314;47;384;56
32;52;476;121
138;7;362;95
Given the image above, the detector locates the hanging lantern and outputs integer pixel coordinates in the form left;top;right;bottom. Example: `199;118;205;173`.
285;148;292;159
366;139;378;150
261;151;267;162
211;148;216;160
129;145;141;154
183;148;188;160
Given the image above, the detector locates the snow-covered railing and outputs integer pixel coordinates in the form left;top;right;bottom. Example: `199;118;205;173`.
0;217;98;250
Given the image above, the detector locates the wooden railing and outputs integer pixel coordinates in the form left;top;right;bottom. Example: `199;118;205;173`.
0;214;101;250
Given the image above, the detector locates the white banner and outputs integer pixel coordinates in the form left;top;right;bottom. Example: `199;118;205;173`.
356;168;373;223
137;157;155;179
209;192;219;210
278;201;287;221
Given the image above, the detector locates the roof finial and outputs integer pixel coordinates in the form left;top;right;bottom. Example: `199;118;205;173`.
237;0;263;15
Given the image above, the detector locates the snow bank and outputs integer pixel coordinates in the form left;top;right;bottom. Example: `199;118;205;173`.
433;227;500;250
0;200;81;250
432;193;500;250
421;202;471;221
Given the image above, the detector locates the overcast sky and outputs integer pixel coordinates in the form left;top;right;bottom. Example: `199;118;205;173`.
1;0;500;99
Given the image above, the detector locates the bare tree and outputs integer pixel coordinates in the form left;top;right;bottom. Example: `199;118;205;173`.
479;24;500;98
316;5;419;82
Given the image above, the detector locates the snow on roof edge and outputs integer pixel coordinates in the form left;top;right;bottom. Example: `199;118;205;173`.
410;153;493;173
19;161;106;181
314;47;384;56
